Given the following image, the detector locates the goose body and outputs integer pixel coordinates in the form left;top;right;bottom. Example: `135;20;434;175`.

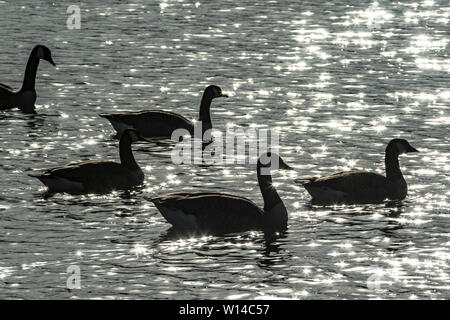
150;153;292;234
29;129;144;197
101;110;195;138
100;85;227;139
0;45;55;114
152;192;266;231
301;139;419;203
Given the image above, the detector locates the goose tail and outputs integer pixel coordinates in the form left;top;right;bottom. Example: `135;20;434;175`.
28;173;49;182
28;173;44;178
144;196;159;204
99;113;113;119
294;176;318;185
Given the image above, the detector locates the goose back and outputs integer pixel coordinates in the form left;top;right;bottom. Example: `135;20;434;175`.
100;110;194;138
0;84;15;109
30;129;144;195
151;192;265;233
32;160;143;194
0;83;13;93
100;85;227;139
303;170;396;202
302;139;418;203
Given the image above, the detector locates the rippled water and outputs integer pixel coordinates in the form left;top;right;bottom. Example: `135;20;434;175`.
0;0;449;299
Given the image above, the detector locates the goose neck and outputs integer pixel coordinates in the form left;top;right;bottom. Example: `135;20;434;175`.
257;164;282;212
257;164;288;231
20;49;40;92
119;135;139;170
385;147;403;181
198;91;213;128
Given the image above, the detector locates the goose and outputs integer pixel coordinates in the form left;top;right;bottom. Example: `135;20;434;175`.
148;152;292;234
299;139;419;203
29;129;144;198
0;45;56;114
99;85;228;140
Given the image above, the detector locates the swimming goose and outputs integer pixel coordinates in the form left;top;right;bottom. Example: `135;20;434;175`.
0;45;56;114
300;139;419;203
99;85;227;139
29;129;144;198
148;152;292;234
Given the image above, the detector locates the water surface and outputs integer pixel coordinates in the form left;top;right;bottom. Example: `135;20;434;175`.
0;0;449;299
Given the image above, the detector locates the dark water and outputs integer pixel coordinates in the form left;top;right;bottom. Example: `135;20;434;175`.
0;0;449;299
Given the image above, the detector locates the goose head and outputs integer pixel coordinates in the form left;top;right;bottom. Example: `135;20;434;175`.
258;152;293;175
205;85;228;99
34;45;56;67
387;139;419;155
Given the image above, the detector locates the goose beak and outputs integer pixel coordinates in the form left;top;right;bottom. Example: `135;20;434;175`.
408;146;419;153
279;158;293;170
48;57;56;67
220;93;228;98
281;163;294;170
